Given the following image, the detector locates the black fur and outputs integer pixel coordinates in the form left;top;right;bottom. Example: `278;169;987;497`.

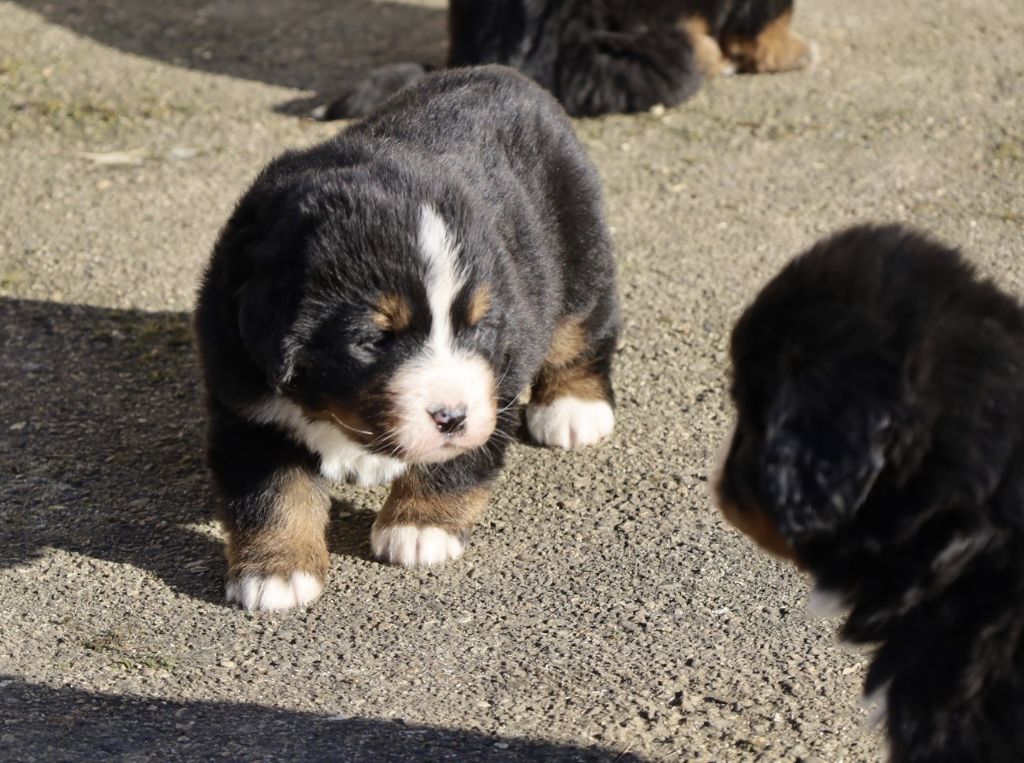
326;0;797;119
195;66;619;592
718;224;1024;762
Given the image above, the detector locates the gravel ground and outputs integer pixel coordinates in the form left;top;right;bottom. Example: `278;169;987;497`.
1;0;1021;760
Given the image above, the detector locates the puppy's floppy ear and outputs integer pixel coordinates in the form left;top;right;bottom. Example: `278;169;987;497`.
237;277;300;391
759;356;900;541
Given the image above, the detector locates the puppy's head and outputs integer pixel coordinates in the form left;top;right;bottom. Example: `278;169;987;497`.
711;225;1003;565
233;174;506;464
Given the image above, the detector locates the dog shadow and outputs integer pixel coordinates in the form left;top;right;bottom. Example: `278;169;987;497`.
2;675;637;761
10;0;447;113
0;297;387;605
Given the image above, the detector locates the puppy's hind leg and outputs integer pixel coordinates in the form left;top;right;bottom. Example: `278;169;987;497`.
527;317;617;450
724;10;818;74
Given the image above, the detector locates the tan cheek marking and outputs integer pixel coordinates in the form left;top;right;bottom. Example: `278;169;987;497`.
376;469;490;533
373;293;412;332
225;469;331;581
718;497;799;565
681;15;731;77
723;9;815;74
467;285;492;326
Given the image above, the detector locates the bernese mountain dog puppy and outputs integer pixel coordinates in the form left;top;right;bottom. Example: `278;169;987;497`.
323;0;817;120
195;66;619;612
713;224;1024;762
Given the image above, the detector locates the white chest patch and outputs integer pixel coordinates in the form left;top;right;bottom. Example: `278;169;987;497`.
248;397;407;486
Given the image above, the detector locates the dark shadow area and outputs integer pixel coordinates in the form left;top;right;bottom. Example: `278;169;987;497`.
0;298;377;605
0;675;641;762
0;298;221;602
10;0;446;104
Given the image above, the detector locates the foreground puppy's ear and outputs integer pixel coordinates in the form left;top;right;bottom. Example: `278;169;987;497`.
237;278;298;391
759;360;899;541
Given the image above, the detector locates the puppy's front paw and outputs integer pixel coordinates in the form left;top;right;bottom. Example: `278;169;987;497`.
225;571;323;612
371;523;464;567
526;396;615;449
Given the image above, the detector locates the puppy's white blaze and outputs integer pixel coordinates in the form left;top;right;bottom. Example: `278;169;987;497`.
418;204;463;355
526;397;615;449
383;205;496;462
248;397;406;485
225;571;323;612
371;524;464;567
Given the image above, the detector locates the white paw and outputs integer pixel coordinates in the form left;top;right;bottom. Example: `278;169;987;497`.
526;396;615;449
309;103;328;121
370;524;464;567
225;571;323;612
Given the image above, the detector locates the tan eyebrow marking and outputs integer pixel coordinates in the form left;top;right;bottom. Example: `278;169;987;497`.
372;293;412;332
467;285;492;327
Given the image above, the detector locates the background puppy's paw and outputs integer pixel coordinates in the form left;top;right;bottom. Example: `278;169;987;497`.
371;524;464;567
225;571;323;612
526;397;615;449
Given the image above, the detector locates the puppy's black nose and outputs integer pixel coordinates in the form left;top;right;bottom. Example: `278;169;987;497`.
429;405;467;435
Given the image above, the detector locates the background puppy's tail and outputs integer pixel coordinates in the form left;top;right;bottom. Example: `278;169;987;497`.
554;24;702;117
313;62;429;121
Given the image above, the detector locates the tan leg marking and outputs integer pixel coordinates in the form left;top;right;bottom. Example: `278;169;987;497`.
371;469;490;566
377;469;490;534
226;469;331;582
532;317;609;406
681;16;733;77
527;316;615;449
723;10;817;74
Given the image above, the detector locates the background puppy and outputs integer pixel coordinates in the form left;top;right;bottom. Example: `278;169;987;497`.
714;224;1024;762
195;66;620;612
322;0;817;119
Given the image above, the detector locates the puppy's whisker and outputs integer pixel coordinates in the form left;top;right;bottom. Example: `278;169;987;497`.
327;411;374;437
496;392;524;415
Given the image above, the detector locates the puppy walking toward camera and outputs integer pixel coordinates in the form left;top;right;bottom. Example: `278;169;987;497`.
325;0;818;119
713;224;1024;761
195;66;619;612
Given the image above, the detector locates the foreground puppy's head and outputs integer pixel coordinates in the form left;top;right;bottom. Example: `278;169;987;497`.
713;224;1024;758
230;177;503;465
715;224;1024;566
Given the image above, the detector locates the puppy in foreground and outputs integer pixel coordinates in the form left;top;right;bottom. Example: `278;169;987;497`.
714;224;1024;761
195;66;619;611
324;0;817;119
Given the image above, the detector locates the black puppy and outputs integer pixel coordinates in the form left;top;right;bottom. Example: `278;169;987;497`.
195;66;619;611
714;224;1024;761
323;0;817;119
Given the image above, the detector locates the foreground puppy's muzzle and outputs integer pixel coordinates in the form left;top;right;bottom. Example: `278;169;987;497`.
387;351;497;463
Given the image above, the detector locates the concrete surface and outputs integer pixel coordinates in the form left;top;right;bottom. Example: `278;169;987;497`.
1;0;1021;760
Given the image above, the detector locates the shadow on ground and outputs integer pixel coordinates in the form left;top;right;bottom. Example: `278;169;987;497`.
10;0;446;106
0;298;402;602
0;675;638;762
0;298;223;601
